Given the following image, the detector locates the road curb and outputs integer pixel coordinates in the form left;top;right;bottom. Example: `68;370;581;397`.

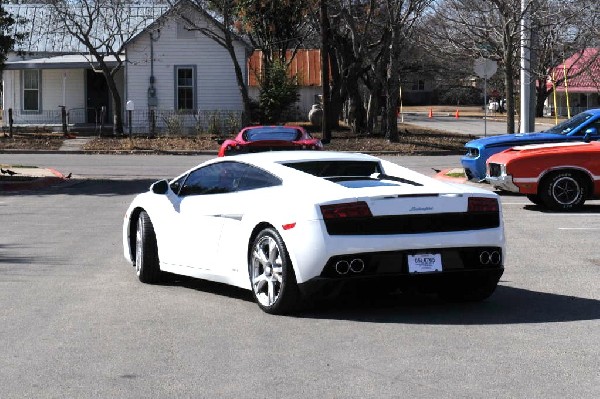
435;168;467;183
0;167;66;192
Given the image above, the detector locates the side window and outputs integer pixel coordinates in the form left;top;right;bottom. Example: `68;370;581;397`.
179;162;248;196
180;164;228;196
587;119;600;135
574;118;600;137
170;175;185;194
237;165;282;191
178;162;281;196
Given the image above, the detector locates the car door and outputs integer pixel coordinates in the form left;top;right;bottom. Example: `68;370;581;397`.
212;163;283;276
163;162;240;271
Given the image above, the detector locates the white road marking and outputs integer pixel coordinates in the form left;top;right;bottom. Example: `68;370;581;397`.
558;228;600;230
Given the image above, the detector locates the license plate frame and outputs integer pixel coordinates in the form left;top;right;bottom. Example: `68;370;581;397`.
407;253;442;273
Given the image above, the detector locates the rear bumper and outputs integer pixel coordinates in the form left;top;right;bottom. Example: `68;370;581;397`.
298;268;504;297
297;246;504;297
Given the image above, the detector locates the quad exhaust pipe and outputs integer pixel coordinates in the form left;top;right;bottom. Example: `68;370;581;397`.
335;258;365;275
479;250;501;265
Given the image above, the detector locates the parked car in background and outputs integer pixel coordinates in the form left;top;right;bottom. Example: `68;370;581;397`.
462;109;600;181
217;125;322;157
123;151;505;314
486;141;600;211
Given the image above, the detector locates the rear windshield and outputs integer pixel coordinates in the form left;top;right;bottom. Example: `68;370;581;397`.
283;160;382;177
243;127;301;142
282;160;422;188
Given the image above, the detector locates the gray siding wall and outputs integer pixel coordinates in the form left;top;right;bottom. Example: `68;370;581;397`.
126;12;246;112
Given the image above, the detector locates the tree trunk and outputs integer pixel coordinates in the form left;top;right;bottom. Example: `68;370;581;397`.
504;30;516;134
328;48;342;129
225;42;252;127
103;67;123;135
535;81;550;117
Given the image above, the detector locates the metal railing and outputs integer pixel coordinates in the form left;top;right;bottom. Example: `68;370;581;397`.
126;109;243;136
2;107;243;136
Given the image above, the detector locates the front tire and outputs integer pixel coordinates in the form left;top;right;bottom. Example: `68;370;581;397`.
135;211;162;284
540;172;586;211
249;228;300;314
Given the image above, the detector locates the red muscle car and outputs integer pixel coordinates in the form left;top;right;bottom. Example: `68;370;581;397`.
486;141;600;211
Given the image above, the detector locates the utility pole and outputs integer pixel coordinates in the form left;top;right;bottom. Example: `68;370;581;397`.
520;0;535;132
320;0;331;143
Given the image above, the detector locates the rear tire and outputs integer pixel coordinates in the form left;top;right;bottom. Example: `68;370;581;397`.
540;172;586;211
135;211;162;284
249;228;300;314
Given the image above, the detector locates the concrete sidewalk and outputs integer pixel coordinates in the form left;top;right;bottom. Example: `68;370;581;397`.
0;165;68;191
58;137;94;151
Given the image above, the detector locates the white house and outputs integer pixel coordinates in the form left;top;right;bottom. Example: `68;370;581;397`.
2;1;250;134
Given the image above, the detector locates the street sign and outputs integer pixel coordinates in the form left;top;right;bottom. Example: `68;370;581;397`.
474;57;498;79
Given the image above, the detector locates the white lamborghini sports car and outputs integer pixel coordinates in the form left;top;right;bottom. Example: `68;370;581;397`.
123;151;505;314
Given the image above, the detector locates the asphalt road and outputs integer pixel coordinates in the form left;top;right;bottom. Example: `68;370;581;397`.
400;113;558;136
1;153;599;398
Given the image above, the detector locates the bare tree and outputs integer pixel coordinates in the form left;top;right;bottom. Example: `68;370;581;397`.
382;0;432;142
323;0;432;140
48;0;160;134
176;0;314;125
1;4;27;72
530;0;599;116
173;0;253;126
430;0;530;134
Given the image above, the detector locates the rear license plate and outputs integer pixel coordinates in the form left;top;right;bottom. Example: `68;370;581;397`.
408;253;442;273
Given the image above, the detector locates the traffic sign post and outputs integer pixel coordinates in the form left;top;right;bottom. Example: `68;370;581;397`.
474;57;498;137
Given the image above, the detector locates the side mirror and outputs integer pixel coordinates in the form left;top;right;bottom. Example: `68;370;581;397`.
583;127;597;143
150;179;169;194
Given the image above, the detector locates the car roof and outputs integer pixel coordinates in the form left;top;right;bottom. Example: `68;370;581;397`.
585;108;600;116
219;150;380;165
243;125;305;131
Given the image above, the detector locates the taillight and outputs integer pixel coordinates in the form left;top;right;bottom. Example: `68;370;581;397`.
320;201;372;219
468;197;499;212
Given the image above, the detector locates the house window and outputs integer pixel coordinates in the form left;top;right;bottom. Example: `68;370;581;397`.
411;80;425;91
23;69;41;112
175;66;196;111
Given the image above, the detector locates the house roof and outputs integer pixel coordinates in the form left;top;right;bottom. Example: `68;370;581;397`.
4;54;120;70
248;49;324;87
549;48;600;93
5;3;169;53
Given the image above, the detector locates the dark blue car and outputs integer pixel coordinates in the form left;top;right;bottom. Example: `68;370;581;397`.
461;109;600;180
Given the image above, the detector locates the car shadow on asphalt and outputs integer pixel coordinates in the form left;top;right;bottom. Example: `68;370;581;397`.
522;203;600;213
0;243;62;266
162;274;600;325
161;273;255;303
494;191;600;213
295;285;600;324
